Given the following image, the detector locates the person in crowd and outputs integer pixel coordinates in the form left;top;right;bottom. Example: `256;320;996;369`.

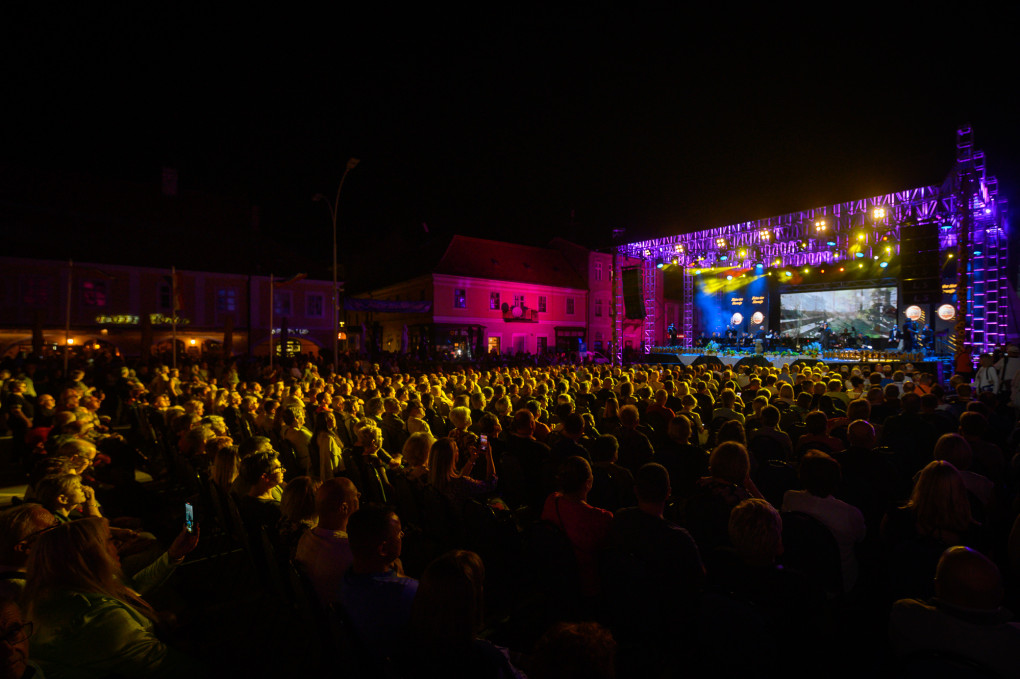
782;450;866;593
277;476;320;558
428;437;497;505
296;477;359;605
541;456;612;600
24;517;202;678
400;550;525;678
889;546;1020;677
340;504;418;660
0;505;58;599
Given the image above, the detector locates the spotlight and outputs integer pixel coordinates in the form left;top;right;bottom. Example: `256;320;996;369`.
838;267;845;272
802;268;810;274
675;244;684;253
719;254;729;262
858;263;864;269
738;249;747;259
974;249;982;256
879;261;889;268
671;257;679;266
856;233;866;241
759;229;770;241
873;207;886;219
826;239;837;247
855;252;864;259
815;219;827;232
948;253;954;259
643;249;651;257
799;241;809;251
784;270;792;277
773;258;782;267
716;237;727;249
726;275;733;280
655;258;664;269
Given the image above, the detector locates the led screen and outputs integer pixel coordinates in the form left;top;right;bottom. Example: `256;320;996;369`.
779;286;898;339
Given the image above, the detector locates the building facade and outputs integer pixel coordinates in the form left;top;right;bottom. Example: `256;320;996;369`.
0;257;336;359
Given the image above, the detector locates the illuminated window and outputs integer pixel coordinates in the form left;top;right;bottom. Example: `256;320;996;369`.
217;289;238;313
454;289;467;309
566;298;575;315
306;292;325;318
537;296;546;312
487;337;500;353
489;291;500;310
81;280;108;307
515;294;526;308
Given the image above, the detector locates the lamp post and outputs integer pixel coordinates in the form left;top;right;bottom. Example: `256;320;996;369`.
314;157;360;370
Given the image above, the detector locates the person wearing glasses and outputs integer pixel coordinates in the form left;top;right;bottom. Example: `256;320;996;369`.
0;596;43;679
0;505;58;599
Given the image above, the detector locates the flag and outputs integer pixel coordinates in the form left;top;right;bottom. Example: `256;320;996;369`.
166;270;184;313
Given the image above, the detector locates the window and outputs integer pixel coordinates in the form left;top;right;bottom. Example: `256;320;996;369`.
274;290;292;316
595;298;603;317
157;281;172;310
22;276;52;306
490;291;500;310
81;280;108;307
487;337;500;354
306;292;325;318
594;261;603;282
514;294;525;308
454;289;467;309
566;297;575;315
217;288;238;313
537;337;547;354
537;296;546;312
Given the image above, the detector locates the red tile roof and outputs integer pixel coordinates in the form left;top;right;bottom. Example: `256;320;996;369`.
434;235;586;289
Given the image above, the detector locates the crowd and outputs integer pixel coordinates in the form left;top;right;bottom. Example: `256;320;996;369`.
2;345;1020;677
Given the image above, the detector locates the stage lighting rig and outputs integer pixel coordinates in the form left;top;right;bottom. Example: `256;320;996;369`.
872;207;887;220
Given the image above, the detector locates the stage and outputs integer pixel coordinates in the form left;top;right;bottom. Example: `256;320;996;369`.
646;349;947;376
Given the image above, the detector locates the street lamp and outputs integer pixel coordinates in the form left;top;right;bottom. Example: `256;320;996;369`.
314;157;360;369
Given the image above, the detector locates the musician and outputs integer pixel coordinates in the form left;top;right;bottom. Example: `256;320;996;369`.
902;319;916;352
819;322;833;350
889;325;902;351
920;324;933;354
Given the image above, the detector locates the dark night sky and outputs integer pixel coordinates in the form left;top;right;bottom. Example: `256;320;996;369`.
5;6;1019;284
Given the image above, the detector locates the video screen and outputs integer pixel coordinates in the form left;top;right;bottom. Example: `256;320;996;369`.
779;286;898;339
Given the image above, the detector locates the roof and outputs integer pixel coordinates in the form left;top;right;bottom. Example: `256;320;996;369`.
434;235;587;289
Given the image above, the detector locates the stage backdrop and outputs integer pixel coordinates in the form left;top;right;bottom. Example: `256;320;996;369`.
695;272;770;337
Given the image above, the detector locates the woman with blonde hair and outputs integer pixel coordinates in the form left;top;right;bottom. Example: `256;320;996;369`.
25;517;201;677
882;459;987;599
314;411;346;481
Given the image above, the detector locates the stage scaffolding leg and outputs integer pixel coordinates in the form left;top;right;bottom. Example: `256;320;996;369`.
683;270;694;350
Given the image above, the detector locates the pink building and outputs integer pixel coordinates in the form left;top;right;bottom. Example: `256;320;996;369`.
351;236;641;359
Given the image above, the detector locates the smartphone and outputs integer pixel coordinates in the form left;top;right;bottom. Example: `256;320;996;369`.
479;434;488;450
184;502;195;533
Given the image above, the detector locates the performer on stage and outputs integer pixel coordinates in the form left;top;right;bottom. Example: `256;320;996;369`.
819;322;832;350
902;319;916;352
889;325;902;351
920;324;933;355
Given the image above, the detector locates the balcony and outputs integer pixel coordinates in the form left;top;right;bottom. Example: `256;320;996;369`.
502;304;538;323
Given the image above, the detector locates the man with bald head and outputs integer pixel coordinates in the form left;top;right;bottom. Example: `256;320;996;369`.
295;477;359;604
833;420;903;533
890;546;1020;676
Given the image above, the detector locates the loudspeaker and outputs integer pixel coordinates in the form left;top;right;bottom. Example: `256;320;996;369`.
622;267;646;320
900;218;940;281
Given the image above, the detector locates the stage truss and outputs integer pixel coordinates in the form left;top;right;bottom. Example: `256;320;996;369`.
616;127;1009;357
